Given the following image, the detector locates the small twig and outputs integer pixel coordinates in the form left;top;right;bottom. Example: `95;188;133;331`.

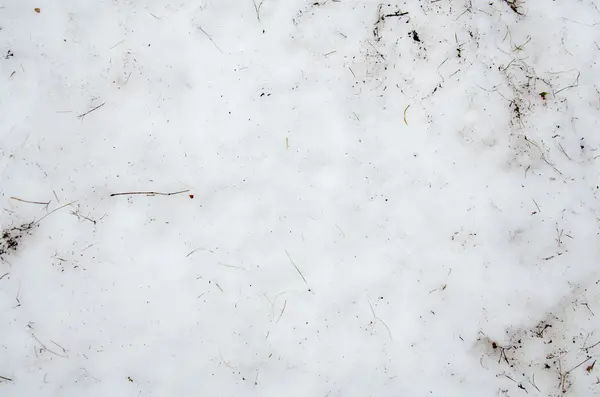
276;299;287;323
196;25;223;53
51;340;67;356
404;105;410;125
70;209;97;225
581;340;600;351
368;300;393;341
498;346;510;365
14;282;21;307
31;333;67;358
110;40;124;49
77;102;105;119
220;351;234;368
566;356;592;374
528;374;541;392
524;136;562;175
532;199;541;213
34;201;77;225
0;273;8;280
10;197;50;206
513;36;531;52
285;250;307;284
253;0;266;22
367;41;385;60
555;72;580;95
582;302;595;316
437;58;448;82
557;143;571;160
186;248;203;258
384;11;408;18
219;262;246;270
504;373;516;383
378;317;393;341
0;375;13;382
555;224;564;247
110;189;189;197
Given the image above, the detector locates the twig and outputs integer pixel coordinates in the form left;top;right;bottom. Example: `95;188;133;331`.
10;197;50;206
31;333;67;358
437;58;448;81
378;317;393;341
373;4;383;41
528;374;541;392
196;25;223;53
110;189;189;197
404;105;410;125
524;136;562;175
186;248;204;258
498;346;510;365
220;351;234;368
384;11;408;18
0;273;8;281
219;262;246;270
51;340;67;356
532;199;541;213
557;143;571;160
77;102;105;119
276;300;287;323
253;0;266;22
34;201;77;225
285;250;307;284
70;209;97;225
110;40;124;49
567;356;592;374
581;301;595;316
555;72;580;95
0;375;13;382
368;300;393;340
367;41;385;60
581;340;600;351
15;282;20;307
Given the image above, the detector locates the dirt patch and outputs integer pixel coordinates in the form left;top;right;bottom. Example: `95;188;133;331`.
0;223;36;259
474;286;600;396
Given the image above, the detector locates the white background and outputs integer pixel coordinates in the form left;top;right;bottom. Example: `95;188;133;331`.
1;0;600;395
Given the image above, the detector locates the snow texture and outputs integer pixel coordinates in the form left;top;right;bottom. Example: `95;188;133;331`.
1;0;600;396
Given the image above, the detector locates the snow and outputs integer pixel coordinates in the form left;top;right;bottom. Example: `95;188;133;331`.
1;0;600;395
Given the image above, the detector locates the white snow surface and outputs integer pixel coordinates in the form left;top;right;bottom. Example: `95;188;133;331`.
1;0;600;396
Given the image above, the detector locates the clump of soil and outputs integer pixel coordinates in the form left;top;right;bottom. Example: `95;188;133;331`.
409;30;421;42
0;222;35;258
